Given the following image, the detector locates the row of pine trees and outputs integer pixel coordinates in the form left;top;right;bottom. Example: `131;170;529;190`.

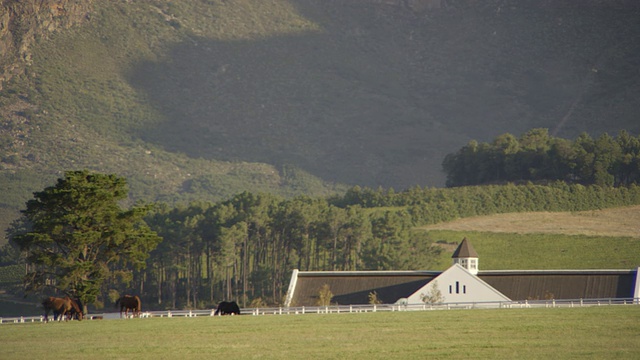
129;182;640;309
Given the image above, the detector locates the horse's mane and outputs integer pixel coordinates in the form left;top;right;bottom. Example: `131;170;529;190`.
70;298;81;313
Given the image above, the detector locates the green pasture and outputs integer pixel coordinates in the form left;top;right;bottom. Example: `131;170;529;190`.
427;230;640;271
1;307;639;359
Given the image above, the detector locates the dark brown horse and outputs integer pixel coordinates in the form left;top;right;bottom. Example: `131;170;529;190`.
42;296;83;322
214;301;241;316
115;295;141;318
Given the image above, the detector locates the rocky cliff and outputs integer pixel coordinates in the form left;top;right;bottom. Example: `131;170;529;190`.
0;0;93;90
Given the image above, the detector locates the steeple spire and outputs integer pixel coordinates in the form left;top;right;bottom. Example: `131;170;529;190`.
452;238;479;275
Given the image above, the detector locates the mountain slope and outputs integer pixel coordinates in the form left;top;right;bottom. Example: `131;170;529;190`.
1;0;640;225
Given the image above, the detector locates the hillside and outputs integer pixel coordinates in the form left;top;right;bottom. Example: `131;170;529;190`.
420;205;640;238
419;205;640;270
1;0;640;235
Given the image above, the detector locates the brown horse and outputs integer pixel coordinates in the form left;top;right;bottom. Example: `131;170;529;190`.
42;296;83;322
115;295;141;318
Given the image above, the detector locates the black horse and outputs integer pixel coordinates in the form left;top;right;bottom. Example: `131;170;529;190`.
214;301;240;315
115;295;142;318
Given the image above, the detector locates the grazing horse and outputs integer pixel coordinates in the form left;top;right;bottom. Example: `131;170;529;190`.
65;298;84;321
42;296;83;322
116;295;142;318
214;301;241;316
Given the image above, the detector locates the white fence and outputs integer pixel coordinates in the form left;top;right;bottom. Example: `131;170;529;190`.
2;297;639;324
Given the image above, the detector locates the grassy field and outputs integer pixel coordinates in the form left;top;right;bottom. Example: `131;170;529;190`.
427;230;640;270
1;307;639;359
420;206;640;270
421;205;640;238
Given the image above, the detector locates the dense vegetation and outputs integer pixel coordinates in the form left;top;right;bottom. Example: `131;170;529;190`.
4;175;640;311
84;182;640;308
2;0;640;238
443;128;640;187
3;0;640;313
11;171;161;307
129;182;640;309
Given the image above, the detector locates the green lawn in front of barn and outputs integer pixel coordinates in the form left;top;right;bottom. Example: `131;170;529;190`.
0;306;638;359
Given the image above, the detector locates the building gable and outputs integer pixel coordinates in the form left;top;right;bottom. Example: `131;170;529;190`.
406;264;510;304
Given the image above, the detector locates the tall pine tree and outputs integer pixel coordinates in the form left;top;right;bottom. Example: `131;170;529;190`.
10;170;161;308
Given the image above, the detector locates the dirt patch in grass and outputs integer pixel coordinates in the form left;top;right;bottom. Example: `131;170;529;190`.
421;205;640;238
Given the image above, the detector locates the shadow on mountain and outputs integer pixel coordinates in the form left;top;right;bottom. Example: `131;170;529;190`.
127;0;640;189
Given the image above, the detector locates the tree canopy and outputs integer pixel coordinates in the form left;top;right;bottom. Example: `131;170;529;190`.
5;160;640;310
9;170;161;306
442;129;640;187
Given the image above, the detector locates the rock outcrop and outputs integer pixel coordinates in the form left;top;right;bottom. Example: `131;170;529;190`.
0;0;93;90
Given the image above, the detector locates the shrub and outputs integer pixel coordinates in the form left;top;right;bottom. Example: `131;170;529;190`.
316;284;333;306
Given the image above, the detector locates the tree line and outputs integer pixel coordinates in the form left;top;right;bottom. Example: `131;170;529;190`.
6;168;640;311
442;129;640;187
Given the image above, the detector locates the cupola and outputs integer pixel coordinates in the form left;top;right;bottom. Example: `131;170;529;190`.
452;237;479;275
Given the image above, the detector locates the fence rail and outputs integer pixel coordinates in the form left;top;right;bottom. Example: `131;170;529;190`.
2;297;639;324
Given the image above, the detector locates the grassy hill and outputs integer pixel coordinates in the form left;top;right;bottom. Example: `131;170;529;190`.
2;0;640;238
421;205;640;270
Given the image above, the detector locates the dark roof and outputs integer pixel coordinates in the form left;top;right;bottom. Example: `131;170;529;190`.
288;271;439;306
452;238;478;258
479;270;637;300
287;269;638;306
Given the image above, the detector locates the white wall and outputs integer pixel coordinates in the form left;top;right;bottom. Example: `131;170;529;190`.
406;264;510;304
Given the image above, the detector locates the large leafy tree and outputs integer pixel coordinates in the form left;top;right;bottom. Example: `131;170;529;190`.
10;170;161;307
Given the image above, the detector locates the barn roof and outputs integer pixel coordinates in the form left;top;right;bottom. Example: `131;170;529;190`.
285;268;639;306
287;271;439;307
452;238;478;258
478;269;638;301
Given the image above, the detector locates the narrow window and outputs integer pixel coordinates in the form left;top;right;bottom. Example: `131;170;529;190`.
449;285;452;294
456;281;460;294
463;285;466;294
